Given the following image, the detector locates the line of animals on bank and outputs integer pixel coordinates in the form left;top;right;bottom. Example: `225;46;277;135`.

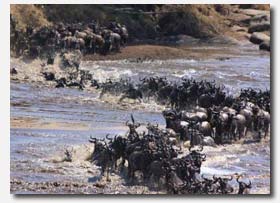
65;115;252;194
10;15;128;58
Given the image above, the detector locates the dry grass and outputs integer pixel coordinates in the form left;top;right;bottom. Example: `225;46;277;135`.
157;5;228;38
10;4;50;31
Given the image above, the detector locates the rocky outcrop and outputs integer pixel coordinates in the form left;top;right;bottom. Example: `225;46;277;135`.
259;41;270;51
238;9;270;17
250;14;270;24
230;7;270;52
248;22;270;33
249;32;270;45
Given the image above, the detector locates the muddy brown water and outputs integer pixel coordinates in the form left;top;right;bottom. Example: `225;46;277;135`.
10;44;270;194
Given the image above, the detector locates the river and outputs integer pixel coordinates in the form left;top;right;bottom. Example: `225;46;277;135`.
10;44;270;194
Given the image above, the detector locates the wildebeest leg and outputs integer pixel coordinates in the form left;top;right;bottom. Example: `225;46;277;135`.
92;43;96;54
244;127;248;138
106;167;111;182
100;166;105;178
264;121;269;138
238;127;241;140
120;158;126;171
128;164;133;182
114;159;118;171
99;89;105;99
210;128;215;139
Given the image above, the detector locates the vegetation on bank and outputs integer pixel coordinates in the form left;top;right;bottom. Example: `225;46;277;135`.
10;5;51;31
10;4;232;41
10;4;270;55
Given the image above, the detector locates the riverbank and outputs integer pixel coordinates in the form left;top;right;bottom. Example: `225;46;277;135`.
83;42;254;61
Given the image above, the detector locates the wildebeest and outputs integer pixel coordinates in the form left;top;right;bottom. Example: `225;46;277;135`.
237;176;252;194
89;136;113;181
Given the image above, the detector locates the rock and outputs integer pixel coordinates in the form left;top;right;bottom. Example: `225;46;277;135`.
239;4;270;11
250;14;270;24
259;41;270;51
239;9;270;17
231;25;248;32
202;136;216;147
249;32;270;44
240;13;270;26
248;22;270;33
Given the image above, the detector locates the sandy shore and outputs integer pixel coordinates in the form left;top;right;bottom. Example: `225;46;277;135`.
82;43;251;62
11;117;90;131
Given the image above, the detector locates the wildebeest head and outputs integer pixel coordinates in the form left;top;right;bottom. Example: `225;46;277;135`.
163;109;180;129
89;136;106;153
237;176;252;194
213;175;234;194
187;145;206;172
147;122;159;134
126;114;141;132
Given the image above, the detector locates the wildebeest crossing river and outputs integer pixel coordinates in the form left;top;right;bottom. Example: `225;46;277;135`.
10;44;270;194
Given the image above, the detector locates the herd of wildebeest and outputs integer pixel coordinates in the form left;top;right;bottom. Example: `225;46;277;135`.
58;73;270;194
10;16;270;194
11;51;270;195
11;16;128;58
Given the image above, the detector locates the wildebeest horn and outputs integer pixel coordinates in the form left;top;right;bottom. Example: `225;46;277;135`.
106;134;113;141
236;175;241;183
228;175;233;181
131;114;135;124
139;77;146;81
100;138;105;141
202;174;208;180
213;175;217;180
89;136;96;143
228;187;234;193
246;180;252;187
201;154;206;160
